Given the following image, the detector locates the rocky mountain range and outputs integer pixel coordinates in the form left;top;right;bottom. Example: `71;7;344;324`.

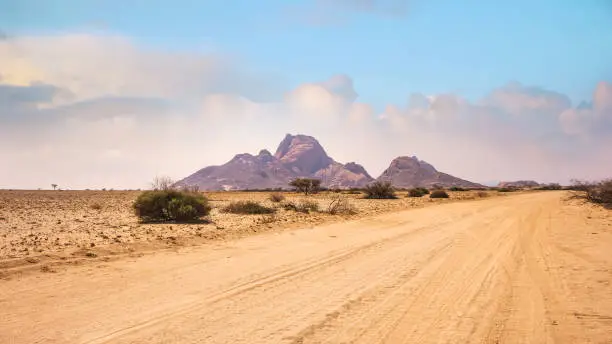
176;134;482;190
497;180;540;188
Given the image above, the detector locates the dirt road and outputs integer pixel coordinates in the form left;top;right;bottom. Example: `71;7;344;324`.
1;192;611;343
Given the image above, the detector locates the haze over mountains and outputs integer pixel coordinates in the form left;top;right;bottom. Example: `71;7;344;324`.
177;134;483;190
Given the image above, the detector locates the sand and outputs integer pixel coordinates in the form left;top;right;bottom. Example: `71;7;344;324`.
0;191;610;343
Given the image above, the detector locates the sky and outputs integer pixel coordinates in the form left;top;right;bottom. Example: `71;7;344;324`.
1;0;611;189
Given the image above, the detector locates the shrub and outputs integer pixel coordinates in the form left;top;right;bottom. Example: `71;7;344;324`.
328;197;357;215
449;186;467;192
133;190;211;222
364;181;397;199
223;201;276;215
407;188;429;197
571;179;612;205
430;190;450;199
476;191;489;198
498;187;516;193
269;192;286;203
536;183;562;191
289;178;321;195
283;199;320;213
90;203;102;210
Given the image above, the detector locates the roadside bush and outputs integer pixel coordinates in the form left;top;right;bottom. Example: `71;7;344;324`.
364;181;397;199
328;197;357;215
133;190;211;222
430;190;450;199
407;188;429;197
571;179;612;205
223;201;276;215
449;186;467;192
269;192;286;203
536;183;563;191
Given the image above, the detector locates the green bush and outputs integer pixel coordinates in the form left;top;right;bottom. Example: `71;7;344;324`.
223;201;276;214
430;190;450;199
449;186;467;191
133;190;211;222
407;188;429;197
289;178;321;195
498;187;517;193
364;181;397;199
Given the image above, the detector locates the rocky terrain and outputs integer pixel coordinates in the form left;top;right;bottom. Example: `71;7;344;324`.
178;134;483;190
377;156;484;189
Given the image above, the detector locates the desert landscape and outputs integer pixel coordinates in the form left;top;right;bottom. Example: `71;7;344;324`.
1;189;611;343
3;2;612;343
0;187;495;276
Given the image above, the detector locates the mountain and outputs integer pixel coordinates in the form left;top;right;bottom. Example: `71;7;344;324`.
176;134;374;190
498;180;540;188
377;156;484;189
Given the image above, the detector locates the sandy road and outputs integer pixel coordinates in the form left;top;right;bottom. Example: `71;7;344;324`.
1;192;611;343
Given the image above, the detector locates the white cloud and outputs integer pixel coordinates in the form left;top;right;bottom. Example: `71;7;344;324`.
1;32;611;189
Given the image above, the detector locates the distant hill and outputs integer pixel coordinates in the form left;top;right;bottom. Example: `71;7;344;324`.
377;156;484;189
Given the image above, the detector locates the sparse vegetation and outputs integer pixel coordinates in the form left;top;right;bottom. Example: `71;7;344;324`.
90;203;102;210
151;176;176;191
133;189;211;222
364;181;397;199
477;191;489;198
269;192;286;203
51;184;58;190
571;179;612;205
328;196;357;215
498;187;517;193
449;186;467;192
283;199;320;213
223;201;276;214
407;188;429;197
536;183;562;191
430;190;450;199
289;178;322;195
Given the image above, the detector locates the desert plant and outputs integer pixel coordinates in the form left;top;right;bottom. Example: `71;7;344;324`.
289;178;321;195
151;176;176;191
223;201;276;215
498;187;516;193
328;197;357;215
51;184;58;190
407;188;429;197
90;203;102;210
430;190;450;199
133;190;211;222
476;191;489;198
269;192;286;203
283;199;320;213
364;181;397;199
571;179;612;205
449;186;467;192
536;183;563;191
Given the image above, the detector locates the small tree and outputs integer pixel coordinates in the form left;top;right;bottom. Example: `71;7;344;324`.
51;184;58;190
151;176;176;191
289;178;321;195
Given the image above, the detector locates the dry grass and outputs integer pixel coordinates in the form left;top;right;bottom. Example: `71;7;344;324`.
0;189;503;268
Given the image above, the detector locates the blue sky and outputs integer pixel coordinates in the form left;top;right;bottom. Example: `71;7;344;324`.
3;0;611;107
1;0;612;188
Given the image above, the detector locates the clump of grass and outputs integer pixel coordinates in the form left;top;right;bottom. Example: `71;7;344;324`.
498;187;516;193
269;192;286;203
407;188;429;197
430;190;450;199
283;199;320;213
90;203;102;210
133;190;211;222
328;197;357;215
223;201;276;215
449;186;467;191
364;181;397;199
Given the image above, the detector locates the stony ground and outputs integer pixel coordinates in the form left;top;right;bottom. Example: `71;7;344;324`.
0;189;498;273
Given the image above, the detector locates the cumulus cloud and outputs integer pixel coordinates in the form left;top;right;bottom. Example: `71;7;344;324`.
1;32;611;189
